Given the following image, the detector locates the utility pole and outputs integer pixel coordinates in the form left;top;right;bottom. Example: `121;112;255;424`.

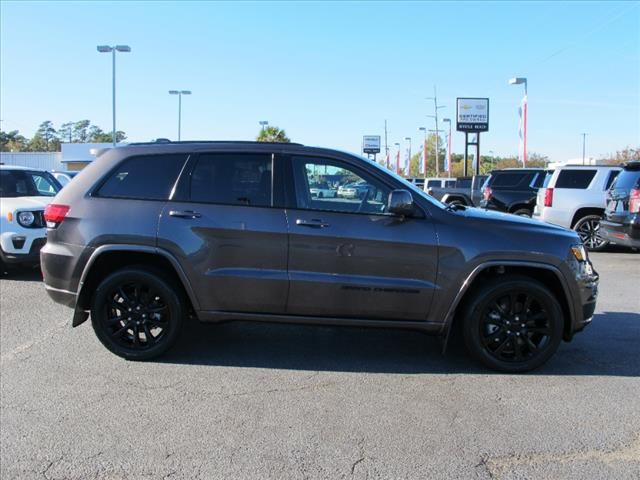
582;133;587;165
384;119;389;169
426;86;445;175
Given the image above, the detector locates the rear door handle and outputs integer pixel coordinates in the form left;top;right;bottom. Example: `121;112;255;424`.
169;210;202;219
296;218;330;228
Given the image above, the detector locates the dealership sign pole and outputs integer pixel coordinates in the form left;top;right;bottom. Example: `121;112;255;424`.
456;98;489;176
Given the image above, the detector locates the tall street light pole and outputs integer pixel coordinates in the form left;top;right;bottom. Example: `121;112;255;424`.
418;127;427;177
169;90;192;141
404;137;412;177
582;133;588;165
426;86;445;175
259;120;269;133
97;45;131;146
442;118;452;177
509;77;528;167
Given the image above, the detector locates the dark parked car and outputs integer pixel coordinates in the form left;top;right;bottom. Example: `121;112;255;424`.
480;168;545;217
600;160;640;249
428;175;488;207
41;141;599;372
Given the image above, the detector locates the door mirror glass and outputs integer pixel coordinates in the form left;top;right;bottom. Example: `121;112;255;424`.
388;189;414;216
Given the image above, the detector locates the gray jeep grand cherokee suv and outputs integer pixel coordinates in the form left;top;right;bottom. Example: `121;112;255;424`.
41;141;599;372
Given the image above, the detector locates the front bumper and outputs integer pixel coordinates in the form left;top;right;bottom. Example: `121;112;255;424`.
0;237;47;266
569;260;599;337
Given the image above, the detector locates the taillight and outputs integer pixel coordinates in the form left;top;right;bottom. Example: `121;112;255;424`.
483;186;492;201
44;204;70;227
544;188;554;207
630;188;640;214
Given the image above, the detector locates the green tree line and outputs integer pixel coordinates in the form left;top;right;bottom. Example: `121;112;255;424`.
1;120;127;152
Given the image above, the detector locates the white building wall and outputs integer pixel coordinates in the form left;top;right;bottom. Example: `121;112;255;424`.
0;152;63;170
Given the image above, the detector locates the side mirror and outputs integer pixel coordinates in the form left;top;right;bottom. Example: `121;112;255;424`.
388;189;414;216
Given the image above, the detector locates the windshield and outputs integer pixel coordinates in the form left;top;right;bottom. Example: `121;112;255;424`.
0;170;61;198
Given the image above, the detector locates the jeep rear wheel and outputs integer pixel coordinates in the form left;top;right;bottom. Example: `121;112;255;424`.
91;267;184;360
463;276;563;373
574;215;608;251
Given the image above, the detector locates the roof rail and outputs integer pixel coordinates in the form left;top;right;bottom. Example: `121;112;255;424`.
126;140;305;147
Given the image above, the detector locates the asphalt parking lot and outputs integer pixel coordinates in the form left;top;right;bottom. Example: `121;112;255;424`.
1;251;639;479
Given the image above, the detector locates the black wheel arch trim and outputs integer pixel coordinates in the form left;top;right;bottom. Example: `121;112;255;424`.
441;193;472;205
74;244;200;326
439;260;577;350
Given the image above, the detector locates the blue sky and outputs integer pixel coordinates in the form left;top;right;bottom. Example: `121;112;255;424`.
1;1;638;162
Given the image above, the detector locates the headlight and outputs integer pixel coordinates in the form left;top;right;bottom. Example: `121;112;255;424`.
17;211;35;227
570;244;588;262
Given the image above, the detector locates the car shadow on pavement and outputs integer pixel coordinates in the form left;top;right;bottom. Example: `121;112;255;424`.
161;311;640;376
0;268;42;281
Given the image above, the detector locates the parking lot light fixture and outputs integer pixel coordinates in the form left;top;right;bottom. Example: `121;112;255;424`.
97;44;131;146
169;90;192;141
509;76;528;166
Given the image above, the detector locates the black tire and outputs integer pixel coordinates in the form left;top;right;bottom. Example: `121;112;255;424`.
462;276;563;373
91;267;184;360
318;192;324;198
512;208;532;217
573;214;608;251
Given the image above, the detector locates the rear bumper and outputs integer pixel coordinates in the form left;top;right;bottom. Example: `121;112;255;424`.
44;284;77;308
600;217;640;249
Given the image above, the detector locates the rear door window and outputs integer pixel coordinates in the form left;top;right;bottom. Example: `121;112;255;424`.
555;169;597;189
189;153;272;207
97;154;188;200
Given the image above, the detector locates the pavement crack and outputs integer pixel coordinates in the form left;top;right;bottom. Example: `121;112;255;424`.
475;456;495;479
41;456;63;480
350;437;366;476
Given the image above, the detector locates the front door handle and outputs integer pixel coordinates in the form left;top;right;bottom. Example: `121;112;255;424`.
169;210;202;219
296;218;330;228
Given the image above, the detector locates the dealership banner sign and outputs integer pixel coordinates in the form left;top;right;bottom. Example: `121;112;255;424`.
456;98;489;132
362;135;381;154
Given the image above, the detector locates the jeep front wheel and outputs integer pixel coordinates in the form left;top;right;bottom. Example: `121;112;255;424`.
91;267;184;360
463;276;563;373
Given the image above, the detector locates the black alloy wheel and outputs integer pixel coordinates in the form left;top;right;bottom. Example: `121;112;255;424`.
91;267;184;360
574;215;608;251
463;276;563;372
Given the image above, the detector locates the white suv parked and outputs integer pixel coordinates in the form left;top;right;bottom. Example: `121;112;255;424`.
533;165;621;251
0;165;61;269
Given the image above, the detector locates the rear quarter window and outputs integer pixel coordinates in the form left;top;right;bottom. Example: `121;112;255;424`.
604;170;620;190
96;154;188;200
490;172;535;187
555;169;596;189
